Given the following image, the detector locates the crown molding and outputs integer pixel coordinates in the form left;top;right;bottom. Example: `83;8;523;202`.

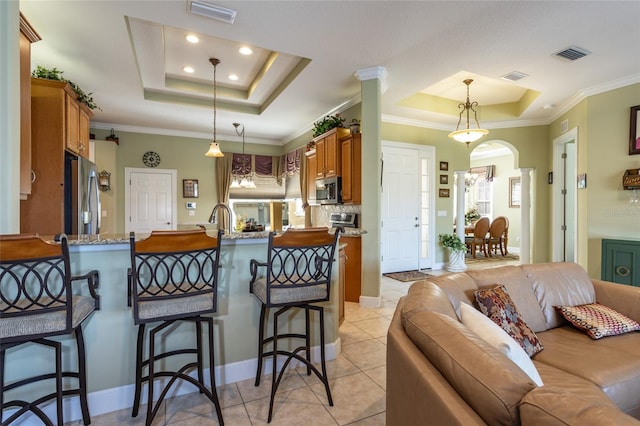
355;66;388;94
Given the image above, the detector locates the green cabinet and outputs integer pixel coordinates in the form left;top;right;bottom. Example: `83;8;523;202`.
601;239;640;286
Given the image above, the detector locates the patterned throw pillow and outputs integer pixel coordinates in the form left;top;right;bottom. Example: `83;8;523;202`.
474;284;544;357
556;303;640;340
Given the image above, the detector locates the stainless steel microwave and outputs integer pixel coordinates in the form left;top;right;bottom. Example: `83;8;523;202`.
316;176;342;204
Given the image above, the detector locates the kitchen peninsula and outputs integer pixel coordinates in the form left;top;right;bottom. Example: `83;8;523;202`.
4;229;365;422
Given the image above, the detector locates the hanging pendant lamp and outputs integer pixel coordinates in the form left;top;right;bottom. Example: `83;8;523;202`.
448;79;489;147
205;58;224;157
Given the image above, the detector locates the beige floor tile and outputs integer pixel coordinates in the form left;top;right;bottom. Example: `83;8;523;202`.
380;289;405;302
344;304;382;322
310;372;385;425
338;321;374;345
165;387;236;424
236;370;307;403
296;353;361;385
244;386;337;425
341;339;386;371
351;317;391;338
90;402;166;426
167;403;252;425
347;412;386;425
363;366;386;391
373;300;398;318
376;335;387;345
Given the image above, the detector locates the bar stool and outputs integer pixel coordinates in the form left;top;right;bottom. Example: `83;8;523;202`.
128;229;224;426
0;234;100;426
249;227;342;423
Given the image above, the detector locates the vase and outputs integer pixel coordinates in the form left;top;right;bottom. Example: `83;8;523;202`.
446;248;467;272
349;123;360;134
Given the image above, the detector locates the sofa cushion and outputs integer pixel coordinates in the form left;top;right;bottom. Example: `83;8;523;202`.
404;310;536;425
556;303;640;340
534;326;640;416
474;284;544;357
467;265;548;332
401;280;458;326
460;302;543;386
522;262;595;329
520;386;640;426
424;273;480;319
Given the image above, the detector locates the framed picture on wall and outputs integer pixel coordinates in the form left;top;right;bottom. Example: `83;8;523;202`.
439;161;449;171
439;174;449;184
509;177;521;208
630;105;640;155
183;179;199;198
439;188;450;198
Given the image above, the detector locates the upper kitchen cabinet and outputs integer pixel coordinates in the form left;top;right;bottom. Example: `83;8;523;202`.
313;128;350;179
31;78;94;159
19;13;40;199
340;133;361;204
305;150;318;205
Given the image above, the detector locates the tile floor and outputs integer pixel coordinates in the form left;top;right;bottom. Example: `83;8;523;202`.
85;259;517;426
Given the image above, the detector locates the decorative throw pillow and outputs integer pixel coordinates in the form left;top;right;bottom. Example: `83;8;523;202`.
474;284;544;357
556;303;640;340
460;302;544;386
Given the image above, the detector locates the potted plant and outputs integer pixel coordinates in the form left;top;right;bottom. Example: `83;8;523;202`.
32;65;101;111
465;208;481;225
312;114;345;137
438;233;467;272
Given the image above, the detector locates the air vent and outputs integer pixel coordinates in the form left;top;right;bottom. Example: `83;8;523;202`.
554;46;591;61
189;1;236;24
501;71;528;82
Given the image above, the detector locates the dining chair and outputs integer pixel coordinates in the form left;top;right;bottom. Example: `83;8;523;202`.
249;227;342;423
465;217;490;258
502;217;510;255
128;229;224;426
486;216;508;256
1;233;100;426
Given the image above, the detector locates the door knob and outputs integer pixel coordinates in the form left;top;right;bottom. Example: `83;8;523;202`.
166;222;171;225
414;224;419;228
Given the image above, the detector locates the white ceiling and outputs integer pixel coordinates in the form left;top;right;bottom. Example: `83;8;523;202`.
19;1;640;147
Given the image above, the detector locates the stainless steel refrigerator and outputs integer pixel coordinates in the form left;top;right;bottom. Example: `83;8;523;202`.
65;153;101;235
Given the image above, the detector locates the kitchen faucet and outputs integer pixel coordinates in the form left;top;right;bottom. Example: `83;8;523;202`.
209;203;232;233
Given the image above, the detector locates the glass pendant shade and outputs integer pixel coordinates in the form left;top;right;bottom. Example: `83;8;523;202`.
230;177;241;188
448;128;489;144
205;142;224;157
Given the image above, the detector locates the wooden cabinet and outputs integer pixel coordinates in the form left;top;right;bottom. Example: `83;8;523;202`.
342;236;362;302
339;245;346;325
602;239;640;286
19;14;40;199
305;150;317;205
20;78;93;234
313;127;349;179
340;133;361;204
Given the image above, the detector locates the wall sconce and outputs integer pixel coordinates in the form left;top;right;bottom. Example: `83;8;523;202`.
99;170;111;192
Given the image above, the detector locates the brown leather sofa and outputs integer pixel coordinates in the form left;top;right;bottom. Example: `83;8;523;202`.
387;262;640;425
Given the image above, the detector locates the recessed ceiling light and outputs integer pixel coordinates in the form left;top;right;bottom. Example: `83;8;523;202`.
543;104;556;110
228;74;239;81
183;66;195;73
239;46;253;55
185;34;199;44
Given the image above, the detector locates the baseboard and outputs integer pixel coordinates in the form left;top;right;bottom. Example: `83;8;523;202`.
4;340;340;424
359;295;381;308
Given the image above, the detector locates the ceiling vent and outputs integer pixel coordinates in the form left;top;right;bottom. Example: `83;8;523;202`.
554;46;591;61
501;71;528;82
189;1;237;24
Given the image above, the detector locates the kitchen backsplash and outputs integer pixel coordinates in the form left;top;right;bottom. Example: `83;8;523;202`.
312;204;361;227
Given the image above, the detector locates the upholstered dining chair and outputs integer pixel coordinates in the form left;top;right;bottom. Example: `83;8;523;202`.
249;227;342;423
486;216;508;256
1;233;100;426
128;229;224;426
465;217;490;258
501;217;510;255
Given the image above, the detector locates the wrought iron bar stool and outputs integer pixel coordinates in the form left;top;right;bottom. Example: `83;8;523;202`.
128;229;224;426
249;227;342;423
0;234;100;426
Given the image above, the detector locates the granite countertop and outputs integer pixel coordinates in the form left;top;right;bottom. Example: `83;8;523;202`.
58;227;366;246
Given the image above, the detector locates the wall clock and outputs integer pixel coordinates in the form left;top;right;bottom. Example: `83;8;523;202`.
142;151;161;167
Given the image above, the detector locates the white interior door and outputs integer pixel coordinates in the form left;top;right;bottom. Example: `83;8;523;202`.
125;168;177;233
552;128;578;262
381;145;421;273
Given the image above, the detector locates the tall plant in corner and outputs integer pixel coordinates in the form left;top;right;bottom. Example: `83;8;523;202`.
32;65;101;111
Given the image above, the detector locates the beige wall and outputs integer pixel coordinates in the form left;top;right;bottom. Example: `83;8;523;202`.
550;83;640;279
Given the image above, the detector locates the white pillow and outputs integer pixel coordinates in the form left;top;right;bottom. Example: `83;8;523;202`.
460;302;544;387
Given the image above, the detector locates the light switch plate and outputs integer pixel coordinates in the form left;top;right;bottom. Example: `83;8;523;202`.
186;202;197;209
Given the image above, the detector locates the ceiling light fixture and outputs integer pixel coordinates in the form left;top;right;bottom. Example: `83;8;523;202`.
448;79;489;147
205;58;224;157
189;1;237;24
230;123;256;189
228;74;238;81
239;46;253;55
182;66;195;73
185;34;199;44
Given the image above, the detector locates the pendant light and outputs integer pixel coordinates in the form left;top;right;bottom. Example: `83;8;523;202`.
205;58;224;157
448;79;489;147
232;123;256;188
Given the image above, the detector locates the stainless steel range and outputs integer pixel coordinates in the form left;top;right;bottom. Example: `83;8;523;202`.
330;213;358;228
